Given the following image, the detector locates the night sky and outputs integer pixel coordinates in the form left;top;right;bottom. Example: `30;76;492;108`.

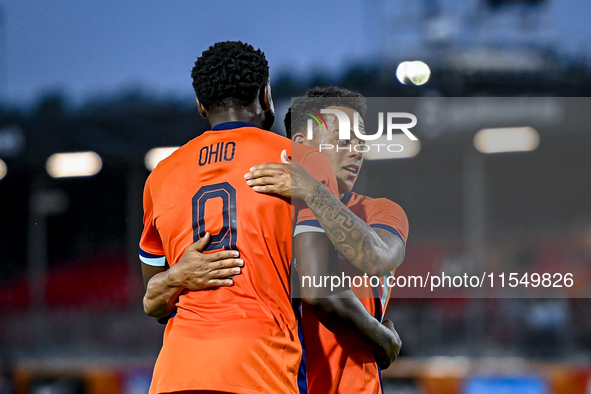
0;0;367;106
2;0;590;107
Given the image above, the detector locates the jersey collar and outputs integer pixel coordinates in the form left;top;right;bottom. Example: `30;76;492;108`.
340;191;353;204
211;122;257;131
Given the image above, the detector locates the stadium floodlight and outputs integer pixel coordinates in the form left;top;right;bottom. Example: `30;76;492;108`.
46;151;103;178
473;127;539;154
0;158;6;181
396;61;431;86
396;62;412;85
145;147;179;171
362;134;420;160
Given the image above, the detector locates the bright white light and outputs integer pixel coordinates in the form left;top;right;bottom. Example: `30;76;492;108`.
46;151;103;178
145;147;179;171
363;134;420;160
0;159;6;181
474;127;539;154
396;61;412;85
407;61;431;85
396;61;431;86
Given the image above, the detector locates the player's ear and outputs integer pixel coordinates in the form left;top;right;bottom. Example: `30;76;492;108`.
259;81;275;130
259;81;273;112
292;132;306;144
196;98;208;119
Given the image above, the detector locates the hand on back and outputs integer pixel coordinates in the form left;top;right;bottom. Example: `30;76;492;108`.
169;232;243;290
245;150;319;201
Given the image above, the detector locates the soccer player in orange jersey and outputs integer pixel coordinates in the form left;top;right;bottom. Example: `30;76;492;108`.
140;43;401;394
245;87;408;394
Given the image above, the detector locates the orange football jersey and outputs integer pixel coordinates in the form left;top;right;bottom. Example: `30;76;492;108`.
139;123;337;394
301;191;409;394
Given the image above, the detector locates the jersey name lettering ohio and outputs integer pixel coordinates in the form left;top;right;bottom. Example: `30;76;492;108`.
199;141;236;166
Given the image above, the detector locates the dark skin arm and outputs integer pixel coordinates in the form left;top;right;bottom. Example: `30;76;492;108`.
141;263;172;324
245;151;404;277
141;232;244;323
295;231;401;369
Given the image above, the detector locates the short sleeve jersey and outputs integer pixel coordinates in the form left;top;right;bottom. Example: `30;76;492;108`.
139;123;337;394
302;191;409;394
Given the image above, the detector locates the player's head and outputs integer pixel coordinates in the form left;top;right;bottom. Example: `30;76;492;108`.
192;41;274;129
286;86;367;195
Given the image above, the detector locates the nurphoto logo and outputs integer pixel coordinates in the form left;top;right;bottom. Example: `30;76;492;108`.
306;109;418;153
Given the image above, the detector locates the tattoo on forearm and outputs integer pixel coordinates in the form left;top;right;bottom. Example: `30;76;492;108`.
334;210;355;230
361;237;375;272
307;183;382;273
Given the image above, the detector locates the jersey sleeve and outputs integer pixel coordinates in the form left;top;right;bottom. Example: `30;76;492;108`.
292;148;339;236
139;174;166;267
364;198;409;319
364;198;409;246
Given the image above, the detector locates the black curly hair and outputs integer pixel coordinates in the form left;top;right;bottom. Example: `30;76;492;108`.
285;86;367;139
191;41;269;110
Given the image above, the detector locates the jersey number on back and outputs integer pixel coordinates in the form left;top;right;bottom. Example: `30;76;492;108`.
192;182;238;251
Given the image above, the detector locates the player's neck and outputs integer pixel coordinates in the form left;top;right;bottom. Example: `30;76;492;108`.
208;109;263;129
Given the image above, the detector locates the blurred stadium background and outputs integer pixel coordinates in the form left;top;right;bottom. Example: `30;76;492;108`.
1;0;591;393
